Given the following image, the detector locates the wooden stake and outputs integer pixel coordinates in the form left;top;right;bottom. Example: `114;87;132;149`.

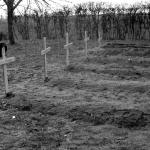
3;48;8;94
41;37;51;82
84;31;89;58
0;48;15;96
98;32;102;47
64;33;72;66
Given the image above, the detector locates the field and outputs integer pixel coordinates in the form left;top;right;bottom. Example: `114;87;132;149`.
0;38;150;150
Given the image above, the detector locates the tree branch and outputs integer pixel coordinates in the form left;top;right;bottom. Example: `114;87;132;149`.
13;0;23;10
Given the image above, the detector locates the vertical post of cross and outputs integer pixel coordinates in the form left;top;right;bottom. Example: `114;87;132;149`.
66;33;69;66
98;32;102;47
84;31;89;58
44;37;48;81
64;32;72;67
2;48;9;94
41;37;51;82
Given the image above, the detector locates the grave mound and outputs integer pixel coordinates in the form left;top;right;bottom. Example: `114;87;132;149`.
50;78;75;89
67;105;150;129
64;64;85;73
101;42;150;57
102;42;149;48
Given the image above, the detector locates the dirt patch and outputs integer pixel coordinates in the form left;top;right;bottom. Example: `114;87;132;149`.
67;104;150;129
99;68;150;80
46;78;107;92
0;94;73;149
85;56;150;68
63;64;150;80
64;64;99;74
49;78;76;90
101;48;150;57
64;64;85;73
0;94;67;116
98;42;150;57
1;39;150;149
46;77;150;94
103;42;150;49
0;94;32;111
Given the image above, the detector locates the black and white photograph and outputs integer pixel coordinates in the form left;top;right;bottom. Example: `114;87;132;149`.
0;0;150;149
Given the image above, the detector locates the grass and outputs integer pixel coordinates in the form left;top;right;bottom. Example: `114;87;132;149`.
0;38;150;149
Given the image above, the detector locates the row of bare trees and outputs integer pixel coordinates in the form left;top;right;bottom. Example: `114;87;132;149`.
1;0;64;44
13;7;72;40
9;2;150;41
101;4;150;40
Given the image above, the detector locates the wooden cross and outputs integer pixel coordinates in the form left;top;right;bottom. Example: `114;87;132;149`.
64;32;72;66
84;31;89;58
0;48;15;96
41;37;51;82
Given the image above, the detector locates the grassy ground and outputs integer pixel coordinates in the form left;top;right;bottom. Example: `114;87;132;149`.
0;38;150;150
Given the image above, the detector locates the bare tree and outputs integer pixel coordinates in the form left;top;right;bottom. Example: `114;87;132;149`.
75;3;88;40
1;0;67;44
14;11;30;40
32;10;43;39
2;0;21;44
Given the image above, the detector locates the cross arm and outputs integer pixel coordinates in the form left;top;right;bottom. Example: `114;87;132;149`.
84;37;89;42
0;57;15;65
41;47;51;55
64;43;73;49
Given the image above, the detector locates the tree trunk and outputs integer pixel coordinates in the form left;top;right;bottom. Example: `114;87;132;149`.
7;6;15;45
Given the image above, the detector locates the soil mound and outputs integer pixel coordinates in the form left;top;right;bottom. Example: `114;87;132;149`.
101;43;150;57
64;64;85;73
103;43;150;48
67;105;150;129
50;78;75;89
64;64;99;74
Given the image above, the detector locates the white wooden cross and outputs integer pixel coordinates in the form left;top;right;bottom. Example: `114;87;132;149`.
64;32;72;66
41;37;51;82
84;31;89;58
0;48;15;96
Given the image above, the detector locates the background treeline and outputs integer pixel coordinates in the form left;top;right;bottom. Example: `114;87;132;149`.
2;1;150;41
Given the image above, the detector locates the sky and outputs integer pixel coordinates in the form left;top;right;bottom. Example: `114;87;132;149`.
66;0;149;5
0;0;149;17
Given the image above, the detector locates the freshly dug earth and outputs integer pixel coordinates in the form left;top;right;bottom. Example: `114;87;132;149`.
67;105;150;128
0;39;150;149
